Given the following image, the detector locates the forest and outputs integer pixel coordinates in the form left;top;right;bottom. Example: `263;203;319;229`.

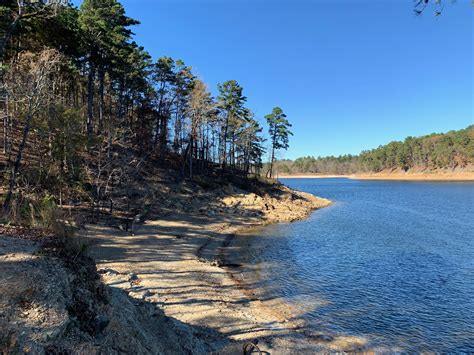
272;126;474;175
0;0;465;223
0;0;293;224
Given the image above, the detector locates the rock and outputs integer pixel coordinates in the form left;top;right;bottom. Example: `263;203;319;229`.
128;289;158;302
128;273;139;282
143;290;155;298
98;268;119;276
305;331;334;342
210;258;223;267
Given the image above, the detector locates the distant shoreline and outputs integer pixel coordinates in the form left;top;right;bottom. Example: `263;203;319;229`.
278;172;474;181
278;174;348;179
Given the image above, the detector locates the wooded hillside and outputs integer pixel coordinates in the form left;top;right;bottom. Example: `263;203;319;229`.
0;0;293;225
272;126;474;175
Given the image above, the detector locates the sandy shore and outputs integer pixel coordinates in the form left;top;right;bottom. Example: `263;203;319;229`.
83;183;371;353
278;172;474;181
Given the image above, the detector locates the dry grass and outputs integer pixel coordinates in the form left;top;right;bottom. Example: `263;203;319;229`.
1;193;90;258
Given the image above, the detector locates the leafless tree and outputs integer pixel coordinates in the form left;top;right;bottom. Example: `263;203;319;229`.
1;0;65;156
3;48;63;213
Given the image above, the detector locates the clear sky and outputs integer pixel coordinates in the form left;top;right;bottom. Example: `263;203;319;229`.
73;0;473;159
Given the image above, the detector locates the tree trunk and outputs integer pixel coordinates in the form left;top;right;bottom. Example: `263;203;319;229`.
180;140;191;177
189;135;193;179
159;114;167;158
98;65;105;133
268;146;275;179
221;115;229;173
3;114;32;213
173;110;180;153
86;62;95;137
1;29;11;155
2;110;7;154
2;96;8;155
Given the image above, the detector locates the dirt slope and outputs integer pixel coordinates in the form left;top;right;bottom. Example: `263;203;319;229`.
0;234;223;354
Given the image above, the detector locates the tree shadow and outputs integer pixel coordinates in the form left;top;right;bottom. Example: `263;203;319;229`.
78;198;370;352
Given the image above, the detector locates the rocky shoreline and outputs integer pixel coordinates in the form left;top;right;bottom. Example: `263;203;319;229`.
85;181;370;353
1;179;372;353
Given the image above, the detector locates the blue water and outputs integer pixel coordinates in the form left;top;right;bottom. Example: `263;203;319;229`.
241;178;474;352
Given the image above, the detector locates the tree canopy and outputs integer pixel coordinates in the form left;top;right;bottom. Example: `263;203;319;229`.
270;126;474;176
0;0;286;219
265;107;292;178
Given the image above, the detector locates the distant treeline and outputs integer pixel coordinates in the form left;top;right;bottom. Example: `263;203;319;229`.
271;126;474;175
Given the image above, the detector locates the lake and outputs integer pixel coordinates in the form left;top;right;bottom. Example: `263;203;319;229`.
238;178;474;352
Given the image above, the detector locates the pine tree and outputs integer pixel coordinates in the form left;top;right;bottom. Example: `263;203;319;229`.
78;0;138;137
217;80;246;172
187;79;215;177
265;107;292;178
0;0;272;218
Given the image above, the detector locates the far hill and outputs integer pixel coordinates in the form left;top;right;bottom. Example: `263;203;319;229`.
272;126;474;177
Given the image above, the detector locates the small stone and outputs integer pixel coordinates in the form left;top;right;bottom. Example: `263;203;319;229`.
98;268;119;275
128;273;139;281
143;290;154;298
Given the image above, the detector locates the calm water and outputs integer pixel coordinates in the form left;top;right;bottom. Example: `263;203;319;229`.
239;178;474;352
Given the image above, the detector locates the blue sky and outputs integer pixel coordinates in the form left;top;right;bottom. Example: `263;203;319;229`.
73;0;473;159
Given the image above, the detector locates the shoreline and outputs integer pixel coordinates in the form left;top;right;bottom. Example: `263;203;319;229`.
84;183;370;352
278;172;474;181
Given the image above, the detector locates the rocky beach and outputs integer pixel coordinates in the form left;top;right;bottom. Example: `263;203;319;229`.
2;179;375;354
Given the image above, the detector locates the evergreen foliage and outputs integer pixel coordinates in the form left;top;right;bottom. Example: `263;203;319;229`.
265;107;292;178
271;126;474;175
0;0;286;216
